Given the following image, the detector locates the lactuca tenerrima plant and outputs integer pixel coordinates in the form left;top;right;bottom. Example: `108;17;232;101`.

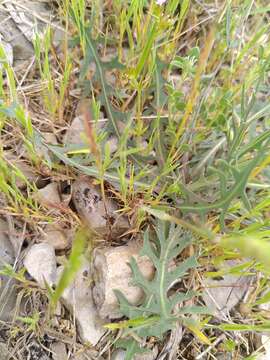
107;220;208;360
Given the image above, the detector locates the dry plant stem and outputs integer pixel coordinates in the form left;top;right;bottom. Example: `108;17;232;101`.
195;334;226;360
81;103;112;237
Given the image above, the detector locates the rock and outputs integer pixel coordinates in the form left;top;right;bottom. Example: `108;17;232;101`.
70;349;104;360
40;224;70;250
75;99;94;117
23;243;57;288
37;182;61;207
135;348;158;360
53;28;65;48
92;242;155;319
63;116;118;154
202;260;253;319
72;178;129;238
215;354;232;360
14;161;39;188
0;343;11;360
63;116;86;145
3;2;53;42
105;71;117;87
112;350;125;360
106;136;118;154
5;153;40;189
36;132;58;161
58;258;105;345
0;218;17;322
0;12;33;63
0;36;13;67
3;215;24;257
0;219;13;265
51;342;67;360
112;348;158;360
0;1;62;64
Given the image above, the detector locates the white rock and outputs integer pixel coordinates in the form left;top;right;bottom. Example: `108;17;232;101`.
135;348;158;360
112;348;158;360
202;260;252;319
5;152;40;189
41;224;70;250
0;343;11;360
23;243;57;288
0;37;13;68
70;349;104;360
112;350;125;360
63;116;86;145
0;219;13;266
37;182;61;207
1;1;63;64
92;242;155;319
105;71;116;87
0;218;17;322
51;342;67;360
36;132;58;160
0;12;33;63
58;258;105;345
107;135;118;154
63;115;118;154
72;178;129;237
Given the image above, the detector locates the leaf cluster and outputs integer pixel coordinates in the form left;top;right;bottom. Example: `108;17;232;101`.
111;220;206;359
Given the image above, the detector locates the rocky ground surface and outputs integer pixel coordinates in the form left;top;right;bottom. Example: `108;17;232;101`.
0;1;269;360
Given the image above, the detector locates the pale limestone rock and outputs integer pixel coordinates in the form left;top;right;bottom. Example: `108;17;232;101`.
36;132;58;160
0;1;64;64
202;260;253;319
4;152;40;189
23;243;57;287
0;36;13;68
41;224;70;250
92;242;155;319
37;182;61;207
72;178;129;237
51;342;67;360
64;116;85;145
0;343;11;360
63;115;118;154
112;347;158;360
58;258;105;345
0;218;17;322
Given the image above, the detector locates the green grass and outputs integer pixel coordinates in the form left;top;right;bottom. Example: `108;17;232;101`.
1;0;270;358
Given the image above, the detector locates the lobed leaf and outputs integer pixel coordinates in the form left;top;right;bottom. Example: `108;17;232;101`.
111;220;205;359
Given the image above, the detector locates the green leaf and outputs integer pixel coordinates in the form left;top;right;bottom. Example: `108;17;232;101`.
184;318;211;345
46;144;149;190
110;220;204;358
179;149;267;227
219;323;270;332
115;339;147;360
256;290;270;305
220;230;270;270
80;27;126;137
49;226;88;309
